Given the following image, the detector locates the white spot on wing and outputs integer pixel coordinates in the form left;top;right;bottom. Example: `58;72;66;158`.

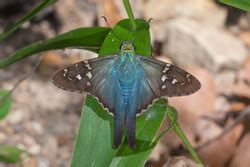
172;78;178;84
163;67;169;73
162;85;166;89
86;71;92;78
166;64;171;67
186;74;191;82
84;62;91;70
87;82;91;86
75;74;82;80
161;75;168;82
63;69;68;77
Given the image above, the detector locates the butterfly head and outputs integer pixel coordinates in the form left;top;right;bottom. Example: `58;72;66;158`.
120;41;135;52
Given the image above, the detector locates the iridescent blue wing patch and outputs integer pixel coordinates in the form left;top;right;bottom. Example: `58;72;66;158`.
53;55;118;113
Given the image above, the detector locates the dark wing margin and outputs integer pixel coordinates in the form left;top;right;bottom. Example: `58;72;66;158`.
52;55;118;113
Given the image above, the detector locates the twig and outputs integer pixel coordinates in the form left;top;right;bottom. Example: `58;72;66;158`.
196;106;250;150
0;56;43;104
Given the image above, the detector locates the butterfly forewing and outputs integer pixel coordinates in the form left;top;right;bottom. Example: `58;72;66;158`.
135;55;201;113
52;61;91;93
52;55;118;113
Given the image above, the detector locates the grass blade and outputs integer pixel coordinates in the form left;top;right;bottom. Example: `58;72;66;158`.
0;90;12;120
0;0;57;42
0;27;110;69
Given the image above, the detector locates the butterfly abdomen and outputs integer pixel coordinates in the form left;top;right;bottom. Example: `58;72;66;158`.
120;81;133;105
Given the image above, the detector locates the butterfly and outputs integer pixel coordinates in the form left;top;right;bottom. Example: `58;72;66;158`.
52;41;201;149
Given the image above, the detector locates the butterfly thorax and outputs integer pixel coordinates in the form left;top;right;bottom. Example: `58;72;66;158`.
117;50;137;81
116;50;138;105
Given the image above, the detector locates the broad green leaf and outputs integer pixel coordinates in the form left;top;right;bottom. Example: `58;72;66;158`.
71;19;166;167
70;96;117;167
219;0;250;11
0;145;25;163
0;0;57;42
0;90;12;120
99;19;151;57
0;27;110;69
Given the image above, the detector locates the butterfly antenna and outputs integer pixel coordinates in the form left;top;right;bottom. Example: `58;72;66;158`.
101;16;123;43
148;18;154;24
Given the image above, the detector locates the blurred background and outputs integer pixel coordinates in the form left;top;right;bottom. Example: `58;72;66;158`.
0;0;250;166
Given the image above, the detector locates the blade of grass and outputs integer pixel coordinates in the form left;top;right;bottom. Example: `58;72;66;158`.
219;0;250;11
0;56;42;120
0;27;110;69
0;0;57;42
0;90;12;120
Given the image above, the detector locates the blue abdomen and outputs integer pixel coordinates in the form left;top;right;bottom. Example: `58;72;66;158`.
120;81;133;105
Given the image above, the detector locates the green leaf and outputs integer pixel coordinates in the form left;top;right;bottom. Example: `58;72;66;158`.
0;90;12;120
0;145;25;163
219;0;250;11
0;0;57;42
0;27;110;69
99;19;151;57
70;96;116;167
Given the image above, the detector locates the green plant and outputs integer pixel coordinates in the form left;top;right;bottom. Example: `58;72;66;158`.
0;90;26;163
220;0;250;11
0;0;211;166
0;90;12;120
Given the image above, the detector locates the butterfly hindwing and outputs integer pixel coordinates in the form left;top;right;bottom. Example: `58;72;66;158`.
52;55;118;113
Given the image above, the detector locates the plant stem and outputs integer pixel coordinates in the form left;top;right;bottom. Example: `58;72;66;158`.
153;105;203;164
152;106;178;143
123;0;137;30
173;122;203;164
